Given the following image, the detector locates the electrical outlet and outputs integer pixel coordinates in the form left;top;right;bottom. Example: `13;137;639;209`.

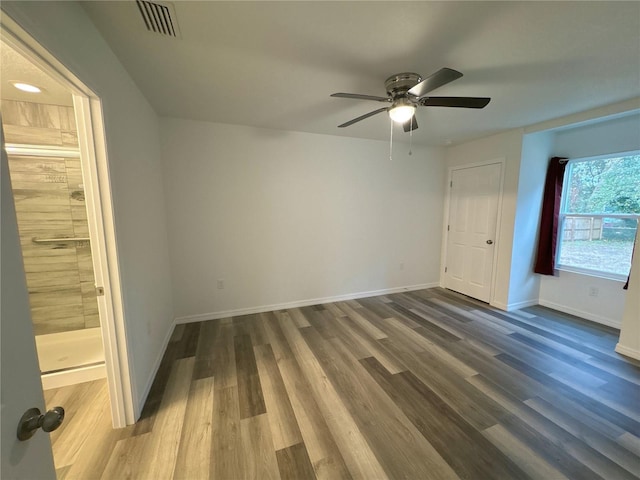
588;286;599;297
217;279;225;290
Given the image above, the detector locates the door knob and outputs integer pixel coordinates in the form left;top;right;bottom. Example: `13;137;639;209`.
17;406;64;441
486;240;493;245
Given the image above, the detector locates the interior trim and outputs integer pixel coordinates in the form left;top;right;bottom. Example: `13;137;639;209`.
615;343;640;361
136;318;176;419
41;363;106;390
175;283;439;325
538;299;621;329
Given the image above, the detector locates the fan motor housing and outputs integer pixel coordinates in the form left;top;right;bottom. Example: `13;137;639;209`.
385;72;422;98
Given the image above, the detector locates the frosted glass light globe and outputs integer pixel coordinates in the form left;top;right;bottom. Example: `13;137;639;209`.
388;105;415;123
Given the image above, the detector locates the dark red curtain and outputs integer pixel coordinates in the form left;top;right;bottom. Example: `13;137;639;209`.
624;232;637;290
534;157;568;275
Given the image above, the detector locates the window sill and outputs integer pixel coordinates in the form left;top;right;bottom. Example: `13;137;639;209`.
555;265;628;282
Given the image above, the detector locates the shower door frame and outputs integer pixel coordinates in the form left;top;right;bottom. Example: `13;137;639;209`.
1;17;134;427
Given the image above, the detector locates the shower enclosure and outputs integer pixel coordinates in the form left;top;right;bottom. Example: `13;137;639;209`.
3;98;105;386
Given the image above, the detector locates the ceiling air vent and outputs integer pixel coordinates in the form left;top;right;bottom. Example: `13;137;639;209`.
136;0;180;38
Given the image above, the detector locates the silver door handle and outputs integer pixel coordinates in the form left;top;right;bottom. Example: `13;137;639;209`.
17;406;64;441
486;240;493;245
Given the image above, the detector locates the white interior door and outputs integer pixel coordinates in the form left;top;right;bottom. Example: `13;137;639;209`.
1;127;56;479
445;163;501;302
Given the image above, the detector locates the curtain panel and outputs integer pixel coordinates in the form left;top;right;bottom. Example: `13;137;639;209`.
534;157;568;275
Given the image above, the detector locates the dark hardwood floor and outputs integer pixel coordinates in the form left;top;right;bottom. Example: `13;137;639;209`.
49;287;640;479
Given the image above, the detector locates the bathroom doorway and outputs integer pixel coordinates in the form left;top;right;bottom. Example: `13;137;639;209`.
3;39;107;385
1;16;134;432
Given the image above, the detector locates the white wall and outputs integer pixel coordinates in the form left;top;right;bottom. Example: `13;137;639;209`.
161;118;445;320
445;129;524;309
553;113;640;159
3;2;175;417
539;271;627;328
508;131;553;308
538;112;640;327
617;229;640;360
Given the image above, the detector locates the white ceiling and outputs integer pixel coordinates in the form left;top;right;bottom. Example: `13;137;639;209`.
1;41;74;106
82;1;640;146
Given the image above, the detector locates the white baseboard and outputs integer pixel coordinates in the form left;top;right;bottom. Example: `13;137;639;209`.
538;299;621;329
41;363;106;390
490;300;508;310
490;299;538;311
175;283;438;324
615;343;640;361
499;298;538;312
135;319;177;418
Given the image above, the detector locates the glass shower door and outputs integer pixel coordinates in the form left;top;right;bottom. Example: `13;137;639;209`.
7;151;104;374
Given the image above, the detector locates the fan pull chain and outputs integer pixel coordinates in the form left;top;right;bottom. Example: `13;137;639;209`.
389;118;394;161
409;118;413;156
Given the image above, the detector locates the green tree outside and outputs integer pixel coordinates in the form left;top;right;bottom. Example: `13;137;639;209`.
567;155;640;214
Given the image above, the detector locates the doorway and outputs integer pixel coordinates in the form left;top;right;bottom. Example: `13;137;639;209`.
2;36;108;381
444;162;502;302
1;40;107;386
1;16;133;427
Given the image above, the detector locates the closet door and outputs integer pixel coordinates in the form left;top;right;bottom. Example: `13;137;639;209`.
445;163;501;302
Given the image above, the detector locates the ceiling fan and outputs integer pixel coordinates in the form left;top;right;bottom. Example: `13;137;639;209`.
331;68;490;132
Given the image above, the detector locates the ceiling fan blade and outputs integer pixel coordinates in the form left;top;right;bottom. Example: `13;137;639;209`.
331;93;391;102
338;107;389;128
420;97;491;108
407;67;463;98
402;116;418;133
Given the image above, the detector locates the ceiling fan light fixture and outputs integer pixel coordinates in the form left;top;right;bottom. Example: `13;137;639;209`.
388;103;415;123
332;68;489;130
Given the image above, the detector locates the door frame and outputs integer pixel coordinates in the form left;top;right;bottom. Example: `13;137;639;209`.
1;16;135;427
439;158;505;304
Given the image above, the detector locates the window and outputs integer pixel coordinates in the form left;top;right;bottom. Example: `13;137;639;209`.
557;153;639;280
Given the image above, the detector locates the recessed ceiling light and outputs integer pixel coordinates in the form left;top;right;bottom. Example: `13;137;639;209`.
11;82;42;93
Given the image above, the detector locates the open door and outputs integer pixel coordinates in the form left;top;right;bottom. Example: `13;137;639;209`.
1;126;57;479
1;13;135;429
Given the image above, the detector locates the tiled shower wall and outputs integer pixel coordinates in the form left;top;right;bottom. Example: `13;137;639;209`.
2;99;99;335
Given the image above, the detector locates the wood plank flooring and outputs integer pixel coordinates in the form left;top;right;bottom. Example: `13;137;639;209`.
46;287;640;479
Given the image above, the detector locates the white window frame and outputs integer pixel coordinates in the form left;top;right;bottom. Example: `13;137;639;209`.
556;152;640;281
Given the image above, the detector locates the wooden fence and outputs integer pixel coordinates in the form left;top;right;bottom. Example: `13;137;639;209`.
562;216;603;241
